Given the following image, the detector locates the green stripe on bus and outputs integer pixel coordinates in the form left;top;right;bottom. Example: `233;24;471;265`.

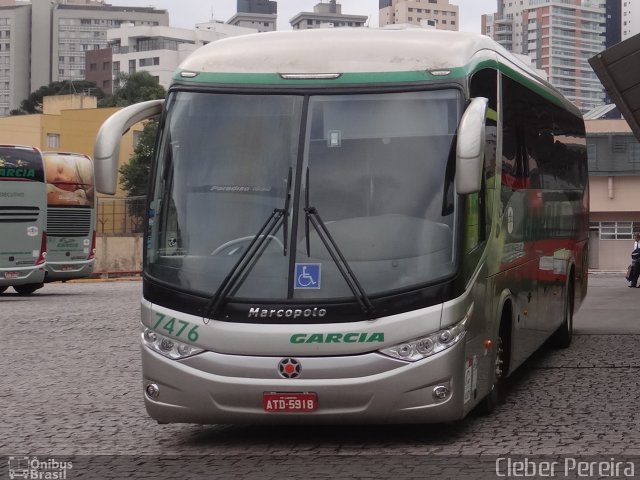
173;60;577;116
172;69;470;85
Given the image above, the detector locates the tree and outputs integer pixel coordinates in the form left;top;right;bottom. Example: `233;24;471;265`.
100;71;166;107
118;119;158;198
10;81;105;115
118;119;158;230
114;71;165;198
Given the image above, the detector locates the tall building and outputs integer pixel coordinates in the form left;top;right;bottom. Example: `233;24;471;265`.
482;0;606;113
290;1;368;29
0;0;168;116
606;0;621;47
379;0;459;31
622;0;640;40
0;1;32;117
227;0;277;32
100;22;257;91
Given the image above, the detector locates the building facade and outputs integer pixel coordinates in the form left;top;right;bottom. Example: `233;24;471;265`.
587;118;640;270
0;0;168;116
105;22;257;90
290;1;367;29
482;0;606;113
0;1;30;116
227;0;277;32
379;0;459;30
622;0;640;40
85;47;113;93
606;0;621;47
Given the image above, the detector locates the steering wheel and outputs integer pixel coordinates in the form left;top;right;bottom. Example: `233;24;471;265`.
211;235;284;256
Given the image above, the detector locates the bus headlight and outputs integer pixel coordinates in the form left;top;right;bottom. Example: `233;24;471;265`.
142;327;204;360
379;304;472;362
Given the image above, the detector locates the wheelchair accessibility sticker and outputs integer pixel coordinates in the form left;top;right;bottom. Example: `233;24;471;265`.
295;263;321;289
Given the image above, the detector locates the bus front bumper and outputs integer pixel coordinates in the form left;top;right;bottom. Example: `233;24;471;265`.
140;339;468;425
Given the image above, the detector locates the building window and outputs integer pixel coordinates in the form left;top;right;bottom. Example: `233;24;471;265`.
47;134;60;148
593;221;640;240
89;63;97;72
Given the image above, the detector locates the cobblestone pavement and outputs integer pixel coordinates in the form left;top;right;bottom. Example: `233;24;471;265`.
1;276;639;479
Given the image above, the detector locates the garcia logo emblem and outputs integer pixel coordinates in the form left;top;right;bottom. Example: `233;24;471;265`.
278;358;301;379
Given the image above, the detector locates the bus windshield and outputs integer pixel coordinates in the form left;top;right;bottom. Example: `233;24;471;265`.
147;90;460;303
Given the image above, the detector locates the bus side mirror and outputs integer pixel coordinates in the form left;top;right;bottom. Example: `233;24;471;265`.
94;99;164;195
456;97;488;195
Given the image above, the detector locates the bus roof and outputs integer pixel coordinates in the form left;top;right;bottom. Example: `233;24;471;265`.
179;28;540;78
179;27;507;75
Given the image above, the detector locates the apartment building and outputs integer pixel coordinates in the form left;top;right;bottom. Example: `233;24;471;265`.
482;0;606;113
103;21;257;90
0;0;168;116
622;0;640;40
290;1;368;29
227;0;277;33
379;0;459;30
0;1;30;116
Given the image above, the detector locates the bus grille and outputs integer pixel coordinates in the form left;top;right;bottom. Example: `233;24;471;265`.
47;208;92;237
0;206;40;223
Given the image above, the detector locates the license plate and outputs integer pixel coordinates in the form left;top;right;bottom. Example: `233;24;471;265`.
4;271;19;279
262;392;317;412
62;265;73;271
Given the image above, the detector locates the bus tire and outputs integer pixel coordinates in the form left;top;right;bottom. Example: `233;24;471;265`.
551;279;574;349
477;309;511;415
13;284;43;295
0;286;7;294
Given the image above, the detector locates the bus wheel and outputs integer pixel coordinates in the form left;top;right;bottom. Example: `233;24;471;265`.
0;286;7;294
551;281;573;349
477;332;506;415
13;284;42;295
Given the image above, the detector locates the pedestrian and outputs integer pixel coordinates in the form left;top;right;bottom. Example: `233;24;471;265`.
629;233;640;287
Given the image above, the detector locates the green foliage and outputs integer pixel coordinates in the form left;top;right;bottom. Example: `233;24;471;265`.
116;72;166;199
118;119;158;199
11;81;105;115
99;71;166;107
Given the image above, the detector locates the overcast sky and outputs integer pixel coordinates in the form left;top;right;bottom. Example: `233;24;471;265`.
108;0;497;33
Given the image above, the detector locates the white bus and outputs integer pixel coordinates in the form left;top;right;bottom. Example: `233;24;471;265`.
0;145;47;295
42;152;96;282
94;28;589;424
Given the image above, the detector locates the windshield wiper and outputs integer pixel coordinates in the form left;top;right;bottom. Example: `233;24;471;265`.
304;168;376;316
204;167;292;320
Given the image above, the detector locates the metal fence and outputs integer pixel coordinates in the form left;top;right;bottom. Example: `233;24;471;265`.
97;196;146;234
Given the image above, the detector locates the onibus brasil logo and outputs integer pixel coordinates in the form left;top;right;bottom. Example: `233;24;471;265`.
7;456;73;479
